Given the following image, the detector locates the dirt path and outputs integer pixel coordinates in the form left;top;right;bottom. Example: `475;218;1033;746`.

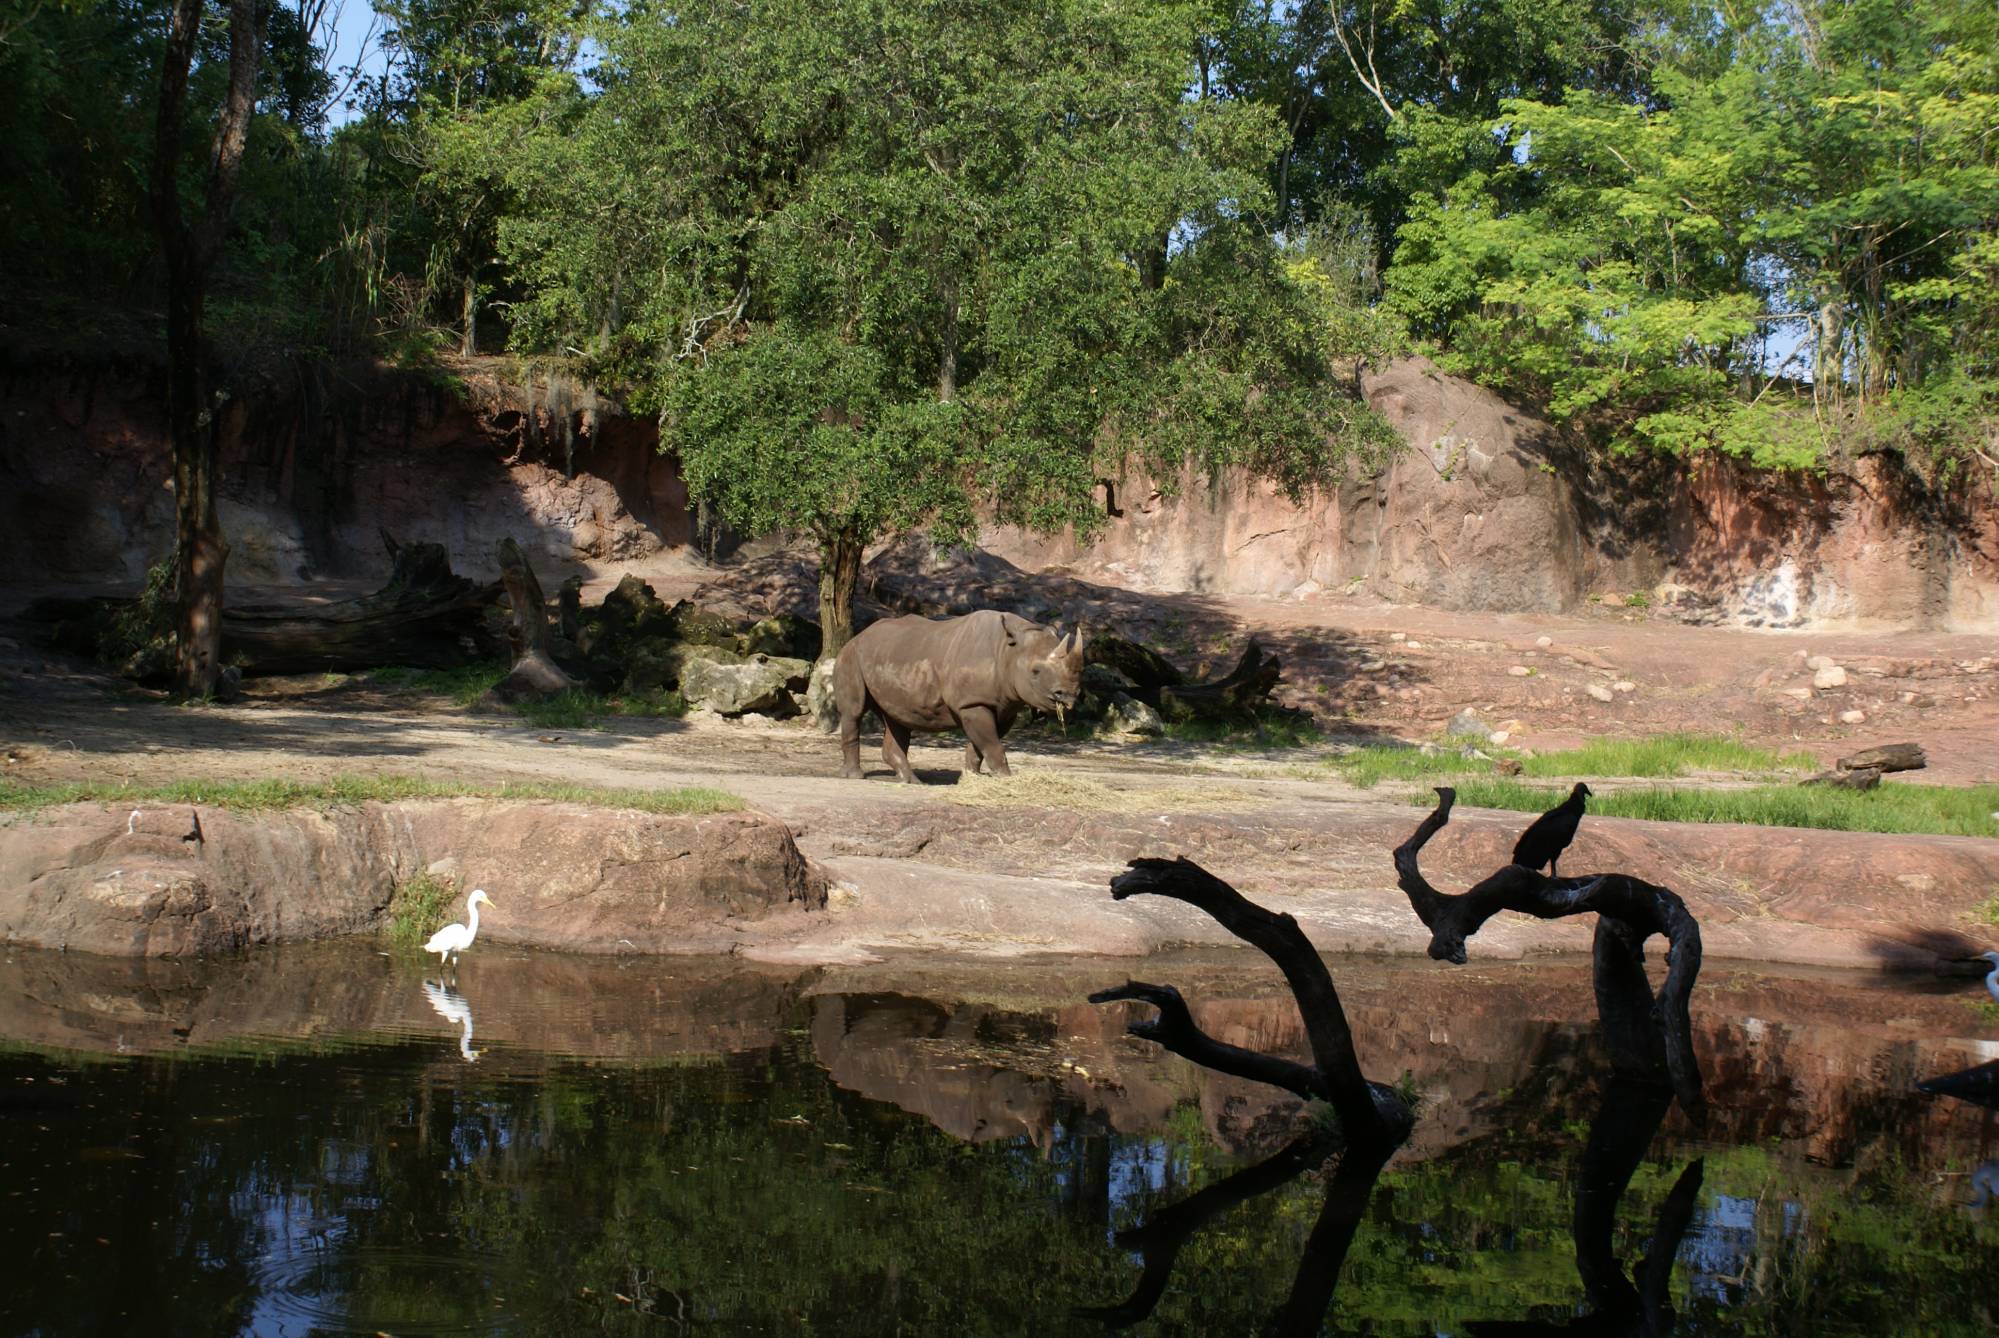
4;581;1996;970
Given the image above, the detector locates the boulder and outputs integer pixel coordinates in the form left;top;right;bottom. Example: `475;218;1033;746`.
0;800;824;956
738;614;822;661
1446;708;1490;741
680;652;811;717
1101;692;1165;738
806;659;840;733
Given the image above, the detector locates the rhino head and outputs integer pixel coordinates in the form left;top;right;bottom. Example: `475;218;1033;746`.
1003;618;1087;714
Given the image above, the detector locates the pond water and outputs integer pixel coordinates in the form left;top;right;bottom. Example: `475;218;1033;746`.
1;944;1996;1336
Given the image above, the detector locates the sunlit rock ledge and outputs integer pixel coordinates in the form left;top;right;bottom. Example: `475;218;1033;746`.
0;800;824;956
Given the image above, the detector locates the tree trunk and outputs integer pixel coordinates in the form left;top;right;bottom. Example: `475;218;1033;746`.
817;530;863;659
150;0;262;700
938;282;958;404
164;270;227;696
460;271;477;356
493;537;579;701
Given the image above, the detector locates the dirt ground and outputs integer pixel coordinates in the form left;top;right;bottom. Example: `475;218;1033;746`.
3;569;1996;970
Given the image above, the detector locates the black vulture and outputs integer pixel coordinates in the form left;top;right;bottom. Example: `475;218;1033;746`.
1511;782;1592;877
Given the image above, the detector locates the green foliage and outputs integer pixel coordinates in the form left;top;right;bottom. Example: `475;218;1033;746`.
372;663;688;727
103;560;176;667
463;0;1397;632
384;869;456;948
1382;0;1999;466
1444;778;1999;838
0;775;743;816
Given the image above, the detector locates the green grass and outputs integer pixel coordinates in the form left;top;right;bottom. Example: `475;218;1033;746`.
1329;732;1816;790
372;663;689;728
1440;778;1999;838
0;775;742;816
385;870;458;949
372;662;506;705
1159;708;1324;749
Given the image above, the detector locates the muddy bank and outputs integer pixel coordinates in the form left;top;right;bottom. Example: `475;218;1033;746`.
0;799;822;956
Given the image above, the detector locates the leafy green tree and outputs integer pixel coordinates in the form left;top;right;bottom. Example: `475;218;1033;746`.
483;0;1397;653
1383;0;1999;467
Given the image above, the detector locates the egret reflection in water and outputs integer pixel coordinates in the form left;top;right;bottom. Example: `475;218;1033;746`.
422;977;479;1061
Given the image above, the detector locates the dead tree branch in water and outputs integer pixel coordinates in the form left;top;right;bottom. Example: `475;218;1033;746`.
1393;787;1706;1124
1094;857;1412;1144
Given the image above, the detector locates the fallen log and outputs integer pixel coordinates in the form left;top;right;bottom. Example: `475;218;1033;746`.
1156;641;1283;723
1836;742;1925;774
1804;765;1882;791
220;531;499;676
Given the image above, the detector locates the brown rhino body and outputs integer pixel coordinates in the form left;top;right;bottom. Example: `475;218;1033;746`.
834;610;1084;782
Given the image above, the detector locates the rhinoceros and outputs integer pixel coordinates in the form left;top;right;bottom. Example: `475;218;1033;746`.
834;610;1085;782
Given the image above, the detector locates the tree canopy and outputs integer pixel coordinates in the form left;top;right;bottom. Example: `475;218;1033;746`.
1;0;1994;630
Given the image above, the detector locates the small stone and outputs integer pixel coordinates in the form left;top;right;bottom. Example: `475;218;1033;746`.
1908;693;1935;708
1838;709;1866;724
1600;591;1618;605
1372;684;1389;697
1506;665;1532;677
1446;708;1490;740
1586;684;1615;703
1613;680;1635;693
1359;658;1386;672
1489;730;1511;745
1783;687;1814;701
1495;758;1523;776
1806;654;1836;671
1405;640;1424;650
1812;666;1848;690
1389;632;1406;642
1535;635;1553;648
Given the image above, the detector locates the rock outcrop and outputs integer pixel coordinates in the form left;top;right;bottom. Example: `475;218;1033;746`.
0;800;824;956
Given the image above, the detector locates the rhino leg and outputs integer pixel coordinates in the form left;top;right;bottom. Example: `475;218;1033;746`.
960;706;1010;777
881;718;919;783
963;738;983;775
836;660;865;779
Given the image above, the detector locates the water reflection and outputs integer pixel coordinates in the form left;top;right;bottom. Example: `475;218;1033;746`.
421;978;479;1062
1;945;1997;1334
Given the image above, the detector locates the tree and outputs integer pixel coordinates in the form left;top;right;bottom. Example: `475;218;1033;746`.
149;0;264;696
483;0;1398;655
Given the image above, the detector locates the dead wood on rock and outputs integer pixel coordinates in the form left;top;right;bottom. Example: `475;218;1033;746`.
492;537;578;701
1394;786;1706;1124
1095;856;1413;1144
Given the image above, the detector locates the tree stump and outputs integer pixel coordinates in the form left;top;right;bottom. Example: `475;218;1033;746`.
491;538;578;702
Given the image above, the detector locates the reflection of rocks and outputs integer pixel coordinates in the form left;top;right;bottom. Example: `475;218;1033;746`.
4;944;1995;1174
0;800;825;956
0;944;806;1061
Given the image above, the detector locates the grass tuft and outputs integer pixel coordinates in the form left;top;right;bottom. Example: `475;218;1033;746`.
1442;777;1999;838
385;870;458;949
0;775;742;816
1329;732;1815;790
1160;708;1324;749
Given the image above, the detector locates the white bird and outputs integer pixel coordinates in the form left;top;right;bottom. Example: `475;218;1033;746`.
128;810;140;834
423;889;494;968
1979;950;1999;1005
422;978;479;1062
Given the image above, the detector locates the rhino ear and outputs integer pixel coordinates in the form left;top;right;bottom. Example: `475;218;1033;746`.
1000;614;1019;647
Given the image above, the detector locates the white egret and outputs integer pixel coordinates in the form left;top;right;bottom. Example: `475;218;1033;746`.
422;978;479;1061
1977;950;1999;1005
423;889;494;968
